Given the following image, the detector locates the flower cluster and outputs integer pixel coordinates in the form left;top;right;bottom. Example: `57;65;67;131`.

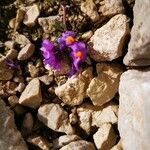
41;31;87;76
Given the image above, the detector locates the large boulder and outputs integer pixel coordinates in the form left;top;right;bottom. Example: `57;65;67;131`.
124;0;150;66
118;69;150;149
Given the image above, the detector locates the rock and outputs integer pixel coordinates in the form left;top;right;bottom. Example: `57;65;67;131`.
55;74;89;106
118;69;150;149
89;14;129;61
38;75;53;85
15;82;25;93
38;16;61;33
80;0;99;22
77;102;118;134
0;58;14;80
19;78;42;108
23;4;40;26
99;0;125;17
8;95;19;106
4;41;15;49
123;0;150;66
14;33;30;47
6;49;18;60
0;99;27;150
18;43;35;60
81;31;93;41
27;136;51;150
15;8;25;30
87;63;123;106
53;135;82;149
28;63;40;77
69;112;78;125
38;103;74;134
111;140;123;150
22;113;34;134
9;18;16;29
93;123;117;150
60;140;95;150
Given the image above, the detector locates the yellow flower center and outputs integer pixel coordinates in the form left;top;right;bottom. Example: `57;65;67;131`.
66;36;75;44
75;51;83;59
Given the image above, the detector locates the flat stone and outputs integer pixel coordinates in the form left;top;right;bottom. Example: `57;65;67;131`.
80;0;99;22
0;99;27;150
77;102;118;134
118;69;150;149
0;58;14;81
87;63;123;106
38;103;74;135
23;4;40;26
123;0;150;66
38;16;61;33
19;78;42;108
89;14;129;61
60;140;95;150
18;43;35;60
99;0;125;17
53;135;81;149
93;123;117;150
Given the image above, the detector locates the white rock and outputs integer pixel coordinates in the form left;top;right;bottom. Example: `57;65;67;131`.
55;70;92;106
77;102;118;134
123;0;150;66
38;16;60;33
19;78;42;108
60;140;95;150
87;63;123;106
89;14;129;61
38;103;74;135
23;4;40;26
53;135;81;149
0;99;27;150
18;43;35;60
93;123;117;150
99;0;125;17
118;69;150;150
80;0;99;22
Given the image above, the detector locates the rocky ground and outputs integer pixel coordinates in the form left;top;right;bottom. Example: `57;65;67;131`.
0;0;150;150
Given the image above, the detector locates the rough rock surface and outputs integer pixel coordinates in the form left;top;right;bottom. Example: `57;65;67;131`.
38;103;74;135
0;99;27;150
0;58;14;80
93;123;117;150
99;0;125;17
55;70;92;106
23;4;40;26
77;102;118;134
18;43;35;60
118;69;150;150
27;136;51;150
80;0;99;22
53;135;81;149
60;140;95;150
19;78;42;108
89;14;129;61
124;0;150;66
38;16;60;33
87;63;123;106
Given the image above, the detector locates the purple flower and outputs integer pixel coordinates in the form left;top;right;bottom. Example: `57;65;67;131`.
5;58;20;69
41;39;61;71
58;31;76;50
69;42;87;76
